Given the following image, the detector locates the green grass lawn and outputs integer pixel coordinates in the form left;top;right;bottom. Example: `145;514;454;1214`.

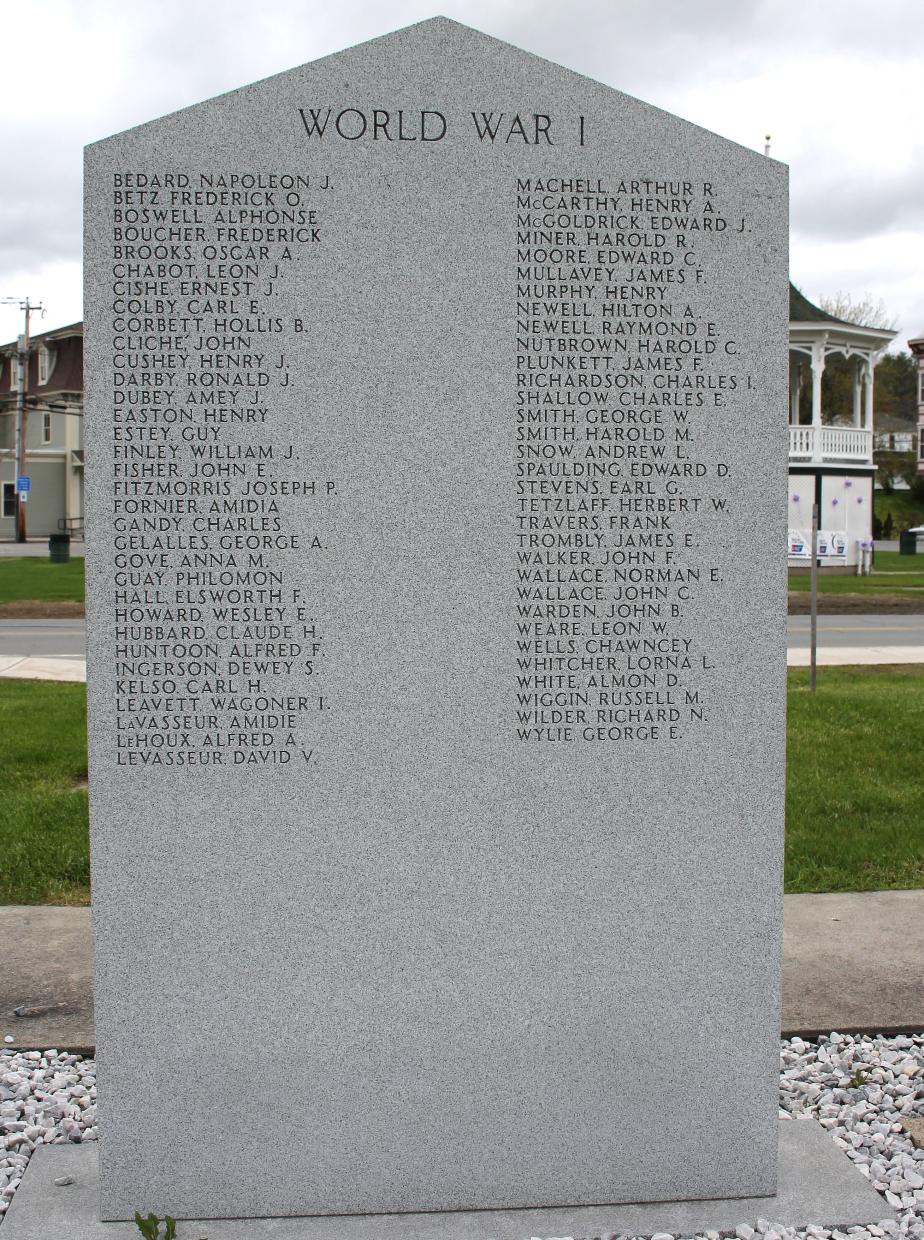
8;552;924;608
1;669;923;902
788;550;924;596
0;556;85;603
786;665;924;892
0;681;90;904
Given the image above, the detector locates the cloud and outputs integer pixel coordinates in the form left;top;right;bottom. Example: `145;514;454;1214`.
0;169;82;271
2;0;922;344
791;229;924;346
792;160;924;242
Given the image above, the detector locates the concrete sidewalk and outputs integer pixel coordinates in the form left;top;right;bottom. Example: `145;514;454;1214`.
782;890;924;1037
0;655;87;681
787;647;924;665
2;891;922;1053
0;539;84;557
3;649;924;684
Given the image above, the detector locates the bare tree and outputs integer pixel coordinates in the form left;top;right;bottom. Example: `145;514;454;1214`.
818;291;898;330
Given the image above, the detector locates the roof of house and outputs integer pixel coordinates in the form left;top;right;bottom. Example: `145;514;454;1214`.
0;326;84;403
875;411;918;435
0;321;83;352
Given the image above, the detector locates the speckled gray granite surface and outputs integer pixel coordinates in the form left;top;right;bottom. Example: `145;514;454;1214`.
83;17;788;1222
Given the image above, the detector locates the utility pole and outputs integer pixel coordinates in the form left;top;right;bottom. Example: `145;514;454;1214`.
2;297;44;541
810;502;818;692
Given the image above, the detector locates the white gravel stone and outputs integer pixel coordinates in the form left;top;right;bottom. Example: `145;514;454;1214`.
0;1049;98;1216
1;1036;923;1232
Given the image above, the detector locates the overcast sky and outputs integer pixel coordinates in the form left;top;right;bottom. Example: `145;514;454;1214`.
2;0;921;348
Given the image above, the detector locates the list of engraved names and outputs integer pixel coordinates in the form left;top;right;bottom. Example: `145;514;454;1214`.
109;171;330;767
515;176;749;744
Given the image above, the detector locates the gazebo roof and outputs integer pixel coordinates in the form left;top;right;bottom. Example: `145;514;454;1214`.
789;283;896;351
789;285;853;326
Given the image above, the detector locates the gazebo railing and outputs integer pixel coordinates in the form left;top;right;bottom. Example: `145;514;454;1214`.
788;425;873;464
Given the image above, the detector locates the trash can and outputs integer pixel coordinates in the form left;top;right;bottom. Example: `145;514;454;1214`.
48;533;71;563
900;527;924;555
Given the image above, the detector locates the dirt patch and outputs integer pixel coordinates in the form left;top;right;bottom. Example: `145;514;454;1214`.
0;600;85;619
788;592;924;615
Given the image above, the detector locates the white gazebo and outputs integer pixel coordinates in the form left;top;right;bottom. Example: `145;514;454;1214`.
787;286;896;571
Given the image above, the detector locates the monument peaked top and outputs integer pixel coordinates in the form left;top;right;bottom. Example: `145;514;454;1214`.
87;14;782;168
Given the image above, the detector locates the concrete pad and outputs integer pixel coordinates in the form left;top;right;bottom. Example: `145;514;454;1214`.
0;656;86;681
787;646;924;665
0;1123;894;1237
3;892;924;1054
783;890;924;1036
0;907;94;1054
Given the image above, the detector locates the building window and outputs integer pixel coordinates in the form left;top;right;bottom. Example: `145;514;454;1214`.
920;372;924;404
37;345;54;385
2;482;15;517
42;411;52;444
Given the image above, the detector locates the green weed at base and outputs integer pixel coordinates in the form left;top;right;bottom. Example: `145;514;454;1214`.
134;1212;208;1239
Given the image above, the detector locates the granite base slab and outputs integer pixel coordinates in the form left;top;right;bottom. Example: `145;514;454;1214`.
0;1121;894;1238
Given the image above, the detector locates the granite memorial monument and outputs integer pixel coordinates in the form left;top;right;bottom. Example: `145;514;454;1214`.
83;16;788;1223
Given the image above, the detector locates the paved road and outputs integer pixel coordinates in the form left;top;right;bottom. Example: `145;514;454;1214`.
0;618;87;658
3;616;922;659
0;538;84;557
1;616;922;681
787;613;924;649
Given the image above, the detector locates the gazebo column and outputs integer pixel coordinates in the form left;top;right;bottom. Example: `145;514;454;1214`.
852;359;862;427
810;340;825;462
789;357;800;426
864;357;874;432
